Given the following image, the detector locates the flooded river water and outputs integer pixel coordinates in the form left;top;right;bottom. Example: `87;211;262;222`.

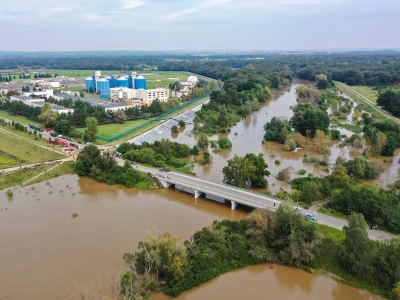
163;80;400;191
0;175;385;300
0;80;393;300
154;264;384;300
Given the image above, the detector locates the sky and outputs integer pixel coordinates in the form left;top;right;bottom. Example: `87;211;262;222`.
1;0;399;51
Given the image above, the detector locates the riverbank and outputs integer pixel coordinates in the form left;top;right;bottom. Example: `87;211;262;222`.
122;207;391;299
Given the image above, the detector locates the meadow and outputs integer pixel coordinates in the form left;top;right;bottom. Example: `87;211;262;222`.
0;131;65;165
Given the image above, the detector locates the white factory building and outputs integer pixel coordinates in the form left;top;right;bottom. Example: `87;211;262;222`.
10;95;73;114
23;89;54;98
110;87;169;106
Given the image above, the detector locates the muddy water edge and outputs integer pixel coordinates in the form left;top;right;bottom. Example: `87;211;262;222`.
167;79;400;191
0;175;247;300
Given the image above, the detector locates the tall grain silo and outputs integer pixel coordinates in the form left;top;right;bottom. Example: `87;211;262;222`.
97;78;110;96
107;76;115;88
85;77;95;92
116;76;129;88
134;75;147;90
127;75;133;88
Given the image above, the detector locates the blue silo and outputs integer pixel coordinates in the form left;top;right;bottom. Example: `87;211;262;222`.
134;75;147;90
85;77;95;92
127;75;133;88
107;76;116;88
97;78;110;96
116;76;129;88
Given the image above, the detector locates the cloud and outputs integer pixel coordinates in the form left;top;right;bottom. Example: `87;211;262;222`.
120;0;147;9
166;0;233;20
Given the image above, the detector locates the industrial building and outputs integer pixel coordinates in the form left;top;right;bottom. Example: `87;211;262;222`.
10;95;73;114
23;89;54;98
85;71;147;98
54;93;131;112
110;87;169;106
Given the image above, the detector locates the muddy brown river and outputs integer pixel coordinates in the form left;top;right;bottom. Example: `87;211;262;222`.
0;175;385;300
0;81;391;299
166;80;400;191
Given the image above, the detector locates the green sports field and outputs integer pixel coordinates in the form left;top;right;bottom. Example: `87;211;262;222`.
80;119;149;138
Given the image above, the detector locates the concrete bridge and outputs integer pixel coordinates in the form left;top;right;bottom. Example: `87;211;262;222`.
134;164;281;210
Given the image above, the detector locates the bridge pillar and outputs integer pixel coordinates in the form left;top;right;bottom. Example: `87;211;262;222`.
194;190;203;199
158;179;171;188
231;201;238;210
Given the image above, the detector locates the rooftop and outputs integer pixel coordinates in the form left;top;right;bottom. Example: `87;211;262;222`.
58;93;129;109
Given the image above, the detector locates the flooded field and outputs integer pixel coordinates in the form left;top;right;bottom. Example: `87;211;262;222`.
0;80;395;300
163;80;400;192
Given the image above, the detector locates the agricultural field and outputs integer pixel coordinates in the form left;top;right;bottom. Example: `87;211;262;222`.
142;72;188;89
350;86;379;103
80;119;149;138
0;131;65;167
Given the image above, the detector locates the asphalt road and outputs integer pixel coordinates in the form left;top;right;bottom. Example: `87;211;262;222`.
116;159;394;241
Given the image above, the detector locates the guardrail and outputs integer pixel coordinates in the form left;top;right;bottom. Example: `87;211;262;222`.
169;169;287;203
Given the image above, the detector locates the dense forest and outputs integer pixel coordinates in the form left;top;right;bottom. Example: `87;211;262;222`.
1;52;400;86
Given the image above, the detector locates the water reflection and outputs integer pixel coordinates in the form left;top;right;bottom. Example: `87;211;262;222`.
153;264;384;300
150;80;400;191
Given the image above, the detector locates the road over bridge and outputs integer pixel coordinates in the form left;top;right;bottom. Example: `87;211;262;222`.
129;163;281;210
116;159;394;241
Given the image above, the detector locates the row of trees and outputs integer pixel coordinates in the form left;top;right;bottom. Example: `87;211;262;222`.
117;139;196;171
377;89;400;117
74;144;156;188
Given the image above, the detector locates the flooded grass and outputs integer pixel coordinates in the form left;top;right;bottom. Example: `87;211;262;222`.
25;162;74;186
0;164;55;190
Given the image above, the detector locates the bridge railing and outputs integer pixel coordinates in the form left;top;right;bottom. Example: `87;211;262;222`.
169;169;288;203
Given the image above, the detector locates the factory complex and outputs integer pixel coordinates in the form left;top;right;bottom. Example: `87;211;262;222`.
85;71;173;107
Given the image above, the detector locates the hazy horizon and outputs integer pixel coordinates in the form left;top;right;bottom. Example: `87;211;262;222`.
1;0;399;51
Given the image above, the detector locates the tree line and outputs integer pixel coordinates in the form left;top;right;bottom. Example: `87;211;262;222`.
116;204;399;300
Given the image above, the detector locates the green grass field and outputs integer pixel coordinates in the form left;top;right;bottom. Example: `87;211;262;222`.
350;86;379;103
26;161;75;186
0;164;55;190
0;131;64;164
335;82;393;123
0;111;42;127
142;72;188;89
80;119;149;138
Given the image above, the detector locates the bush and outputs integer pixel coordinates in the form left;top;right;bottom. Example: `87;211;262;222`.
297;169;307;175
171;125;179;133
275;159;281;165
283;139;297;151
277;168;291;182
330;129;341;140
217;137;232;149
6;189;13;197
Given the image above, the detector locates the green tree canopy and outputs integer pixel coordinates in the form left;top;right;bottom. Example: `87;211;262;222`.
84;117;99;142
222;155;256;188
289;104;330;136
244;153;270;188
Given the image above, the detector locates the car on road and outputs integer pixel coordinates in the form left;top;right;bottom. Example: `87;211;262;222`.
304;213;317;221
50;132;57;137
131;161;137;165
